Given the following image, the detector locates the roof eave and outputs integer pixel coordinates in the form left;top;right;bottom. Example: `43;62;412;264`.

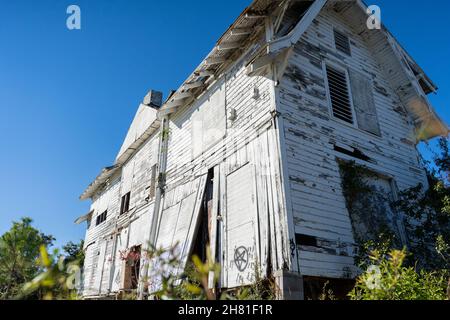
80;117;161;200
79;166;120;200
157;0;282;118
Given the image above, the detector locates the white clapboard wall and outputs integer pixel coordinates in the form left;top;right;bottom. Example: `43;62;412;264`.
81;1;436;297
160;34;290;288
82;131;160;297
277;7;429;278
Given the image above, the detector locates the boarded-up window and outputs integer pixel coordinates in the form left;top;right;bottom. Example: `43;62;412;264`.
361;175;407;246
326;65;354;124
339;164;407;248
348;70;381;136
191;80;226;158
334;29;351;56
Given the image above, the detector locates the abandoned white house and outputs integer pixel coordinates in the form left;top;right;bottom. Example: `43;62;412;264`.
76;0;448;299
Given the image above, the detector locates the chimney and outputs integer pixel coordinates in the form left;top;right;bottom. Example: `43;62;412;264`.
143;90;163;109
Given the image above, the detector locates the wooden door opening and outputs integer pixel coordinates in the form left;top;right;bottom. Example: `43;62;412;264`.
121;245;141;291
192;168;215;264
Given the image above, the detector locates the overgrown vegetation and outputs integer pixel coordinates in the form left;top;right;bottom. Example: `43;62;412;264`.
19;245;82;300
0;218;54;299
142;244;276;301
391;140;450;270
0;218;84;300
350;249;448;300
339;161;402;254
3;139;450;301
341;138;450;300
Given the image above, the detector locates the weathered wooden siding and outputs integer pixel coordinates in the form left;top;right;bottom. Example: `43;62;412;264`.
82;176;120;296
225;163;258;287
277;7;428;279
159;37;290;288
81;1;441;297
82;130;159;297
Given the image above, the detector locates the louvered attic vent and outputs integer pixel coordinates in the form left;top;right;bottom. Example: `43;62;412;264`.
326;65;354;124
334;29;351;56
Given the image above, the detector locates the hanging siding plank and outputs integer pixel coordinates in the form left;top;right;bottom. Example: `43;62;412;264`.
178;174;208;271
251;133;270;277
208;166;220;288
94;241;107;294
156;203;181;250
225;164;258;288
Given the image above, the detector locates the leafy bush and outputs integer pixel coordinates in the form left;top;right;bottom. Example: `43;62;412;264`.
141;244;276;300
350;249;448;300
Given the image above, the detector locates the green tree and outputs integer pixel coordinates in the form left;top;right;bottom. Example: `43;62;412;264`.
0;217;54;299
62;240;85;265
393;138;450;270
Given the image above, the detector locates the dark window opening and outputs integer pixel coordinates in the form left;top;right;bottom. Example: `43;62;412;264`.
304;276;355;300
334;145;372;163
96;211;107;226
326;65;353;124
120;192;131;215
296;234;318;247
192;169;215;264
334;29;351;56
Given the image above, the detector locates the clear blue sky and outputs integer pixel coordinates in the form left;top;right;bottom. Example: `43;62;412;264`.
0;0;449;248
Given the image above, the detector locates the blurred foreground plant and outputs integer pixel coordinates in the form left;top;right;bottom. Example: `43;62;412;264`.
18;246;82;300
350;249;448;300
141;244;276;300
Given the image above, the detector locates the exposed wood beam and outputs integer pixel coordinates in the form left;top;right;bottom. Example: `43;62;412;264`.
206;57;227;65
183;81;204;90
165;99;186;109
172;92;192;100
195;70;215;77
275;47;294;82
217;42;241;51
268;0;326;53
230;28;253;36
274;0;291;33
204;74;215;87
157;106;177;119
246;52;277;75
245;11;266;19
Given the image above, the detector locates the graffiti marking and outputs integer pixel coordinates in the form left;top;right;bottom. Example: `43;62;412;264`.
234;246;249;272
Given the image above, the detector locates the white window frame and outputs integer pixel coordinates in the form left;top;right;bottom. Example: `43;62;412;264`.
322;60;358;128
